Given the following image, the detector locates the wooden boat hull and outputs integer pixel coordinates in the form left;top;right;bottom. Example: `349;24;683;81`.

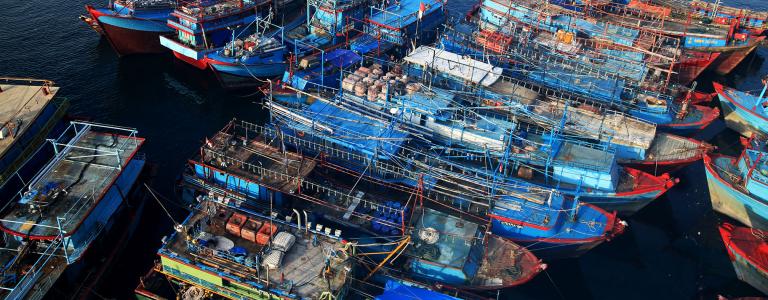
506;219;625;260
718;223;768;295
209;60;287;78
171;51;209;70
705;154;768;231
620;156;701;175
674;51;720;86
714;82;768;137
656;104;720;136
85;5;172;57
578;170;677;216
707;36;766;75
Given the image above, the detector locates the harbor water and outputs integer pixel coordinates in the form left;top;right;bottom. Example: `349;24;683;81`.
2;0;767;298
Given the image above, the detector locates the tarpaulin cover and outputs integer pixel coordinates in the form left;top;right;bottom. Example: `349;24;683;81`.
324;49;362;68
375;280;460;300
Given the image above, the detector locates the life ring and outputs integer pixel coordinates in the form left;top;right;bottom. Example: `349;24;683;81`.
297;131;305;137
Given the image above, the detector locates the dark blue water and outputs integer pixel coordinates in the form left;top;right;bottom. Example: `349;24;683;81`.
2;0;767;299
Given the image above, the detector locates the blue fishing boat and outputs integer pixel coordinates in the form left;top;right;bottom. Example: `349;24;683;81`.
267;98;634;241
269;0;446;105
714;80;768;138
188;119;624;259
284;0;371;54
490;193;625;259
83;0;177;56
0;121;145;298
270;48;362;105
157;199;354;299
348;0;446;58
390;47;711;174
576;0;767;75
704;147;768;231
355;208;544;290
206;13;306;80
431;22;720;135
718;223;768;295
175;124;546;292
271;91;675;216
159;0;271;70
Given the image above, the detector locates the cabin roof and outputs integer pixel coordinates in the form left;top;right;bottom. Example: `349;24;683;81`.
404;46;503;87
414;208;478;269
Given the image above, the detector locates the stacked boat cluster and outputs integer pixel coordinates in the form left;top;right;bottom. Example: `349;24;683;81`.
706;79;768;295
76;0;768;298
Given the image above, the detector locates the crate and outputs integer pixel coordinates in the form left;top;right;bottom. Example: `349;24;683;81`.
256;223;278;245
240;218;263;243
212;208;233;232
226;213;248;237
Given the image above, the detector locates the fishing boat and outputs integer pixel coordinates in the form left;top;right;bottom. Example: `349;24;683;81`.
270;48;362;104
0;78;69;201
392;46;712;174
0;121;145;299
714;80;768;138
585;0;766;76
159;0;271;70
83;0;177;56
428;23;720;134
463;3;687;88
347;0;447;58
718;223;768;295
184;132;547;284
186;119;623;258
284;0;370;54
182;128;545;285
658;0;768;35
269;0;446;105
269;86;657;215
157;198;353;299
355;207;544;290
704;145;768;231
206;12;305;82
658;22;763;76
473;0;720;86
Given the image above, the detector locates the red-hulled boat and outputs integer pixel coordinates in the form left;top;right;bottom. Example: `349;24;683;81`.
719;223;768;295
709;35;767;75
674;50;720;86
82;1;176;56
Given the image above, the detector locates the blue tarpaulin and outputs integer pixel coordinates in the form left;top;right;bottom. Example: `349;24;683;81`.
324;49;362;68
375;280;460;300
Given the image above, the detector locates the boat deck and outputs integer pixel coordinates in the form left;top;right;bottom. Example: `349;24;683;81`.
0;81;58;159
164;202;349;299
722;225;768;273
200;130;317;193
368;0;441;29
0;234;68;298
554;142;615;172
0;131;141;238
710;155;745;192
644;133;703;162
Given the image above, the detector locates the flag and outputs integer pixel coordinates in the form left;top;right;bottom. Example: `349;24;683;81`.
418;1;425;20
